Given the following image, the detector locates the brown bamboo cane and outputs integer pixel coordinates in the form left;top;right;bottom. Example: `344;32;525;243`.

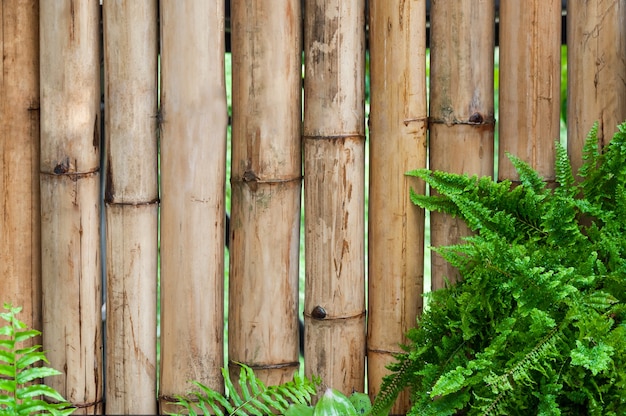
158;1;228;413
102;1;159;413
39;1;103;413
429;0;495;290
367;0;427;412
499;0;561;183
567;0;626;173
303;0;367;396
229;0;302;386
0;0;41;336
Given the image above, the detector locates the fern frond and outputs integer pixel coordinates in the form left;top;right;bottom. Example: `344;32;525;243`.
507;153;547;194
0;303;75;416
578;121;600;179
169;362;319;416
373;122;626;415
554;141;576;197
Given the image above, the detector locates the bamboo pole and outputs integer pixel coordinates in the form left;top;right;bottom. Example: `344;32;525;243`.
303;0;366;396
39;1;103;413
229;0;302;386
0;1;41;334
499;0;561;182
567;0;626;172
102;1;158;413
159;1;228;412
429;0;495;290
367;0;427;413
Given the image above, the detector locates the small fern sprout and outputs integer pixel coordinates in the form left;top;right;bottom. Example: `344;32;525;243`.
0;303;75;416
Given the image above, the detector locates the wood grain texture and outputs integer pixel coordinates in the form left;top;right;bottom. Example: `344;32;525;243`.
0;0;41;337
103;1;159;413
159;1;228;412
367;0;427;412
567;0;626;174
499;0;561;182
429;0;495;289
39;1;103;412
303;0;366;396
229;0;303;387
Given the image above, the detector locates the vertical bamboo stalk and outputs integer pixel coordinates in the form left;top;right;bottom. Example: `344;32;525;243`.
0;1;41;334
103;1;158;413
39;1;103;413
499;0;561;182
567;0;626;172
429;0;495;289
159;1;228;412
303;0;366;395
229;0;302;386
367;0;427;413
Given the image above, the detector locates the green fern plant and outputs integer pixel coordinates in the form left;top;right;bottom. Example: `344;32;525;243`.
0;303;75;416
369;122;626;415
169;362;320;415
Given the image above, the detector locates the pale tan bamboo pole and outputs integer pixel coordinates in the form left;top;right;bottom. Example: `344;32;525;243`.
567;0;626;173
0;1;41;334
303;0;366;395
499;0;561;182
102;1;158;413
159;1;228;413
229;0;302;387
429;0;495;290
367;0;427;413
39;1;103;413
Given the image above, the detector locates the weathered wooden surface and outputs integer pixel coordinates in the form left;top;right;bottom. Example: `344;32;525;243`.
303;0;366;396
0;0;41;335
367;0;427;413
40;1;103;413
499;0;562;182
159;1;228;413
429;0;495;288
103;1;159;413
567;0;626;173
229;0;303;387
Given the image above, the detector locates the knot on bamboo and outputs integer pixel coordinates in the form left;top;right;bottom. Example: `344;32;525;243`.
429;112;496;127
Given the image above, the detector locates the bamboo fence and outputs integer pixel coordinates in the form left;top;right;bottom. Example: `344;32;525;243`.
303;0;367;396
158;1;228;412
229;0;303;387
102;1;159;413
39;1;103;413
499;0;562;183
429;0;496;290
0;1;623;414
567;0;626;174
367;1;427;413
0;1;41;335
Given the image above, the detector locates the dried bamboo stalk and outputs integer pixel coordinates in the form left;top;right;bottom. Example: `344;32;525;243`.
103;1;158;413
158;1;228;413
499;0;561;182
367;0;427;413
229;0;302;386
567;0;626;173
303;0;366;396
0;1;41;334
429;0;495;289
39;1;103;413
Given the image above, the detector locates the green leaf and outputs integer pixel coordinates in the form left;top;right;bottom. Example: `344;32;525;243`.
16;366;62;385
348;392;371;414
13;330;40;344
285;403;314;416
17;383;68;403
430;366;473;398
570;340;614;376
0;378;16;393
